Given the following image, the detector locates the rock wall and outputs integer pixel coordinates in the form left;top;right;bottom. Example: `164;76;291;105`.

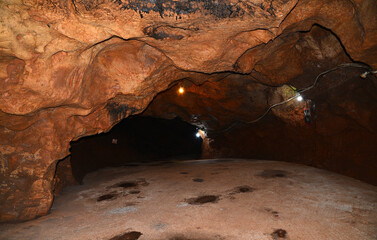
0;0;376;222
52;156;78;196
145;66;377;185
144;26;377;184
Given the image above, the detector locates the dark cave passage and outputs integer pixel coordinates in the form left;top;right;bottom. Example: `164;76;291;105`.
69;116;203;182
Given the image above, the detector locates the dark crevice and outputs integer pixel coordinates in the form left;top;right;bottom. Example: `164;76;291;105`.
277;0;299;29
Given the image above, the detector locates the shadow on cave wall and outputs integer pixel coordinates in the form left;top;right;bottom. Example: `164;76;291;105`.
208;69;377;185
69;116;202;183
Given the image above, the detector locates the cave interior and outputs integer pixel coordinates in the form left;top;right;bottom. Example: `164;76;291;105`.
0;0;377;239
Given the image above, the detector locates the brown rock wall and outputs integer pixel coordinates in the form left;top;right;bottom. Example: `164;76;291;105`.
53;156;78;195
144;26;377;184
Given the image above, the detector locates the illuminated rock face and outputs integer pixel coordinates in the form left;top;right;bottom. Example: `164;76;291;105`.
0;0;377;222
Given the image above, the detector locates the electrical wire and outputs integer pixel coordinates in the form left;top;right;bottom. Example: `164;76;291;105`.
246;94;299;124
297;63;371;94
209;62;373;134
248;63;371;124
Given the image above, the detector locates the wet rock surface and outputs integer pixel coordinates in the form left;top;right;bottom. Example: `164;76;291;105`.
0;160;376;240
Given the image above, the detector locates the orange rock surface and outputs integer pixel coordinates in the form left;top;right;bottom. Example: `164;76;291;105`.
0;0;376;222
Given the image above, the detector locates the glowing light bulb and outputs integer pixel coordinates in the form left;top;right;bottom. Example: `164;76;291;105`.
196;129;206;139
360;72;368;78
178;87;184;94
297;95;303;101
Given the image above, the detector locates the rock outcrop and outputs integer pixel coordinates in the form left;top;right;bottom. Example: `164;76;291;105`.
0;0;376;222
52;156;78;196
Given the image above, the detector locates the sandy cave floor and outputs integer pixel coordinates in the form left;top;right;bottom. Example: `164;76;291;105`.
1;159;376;240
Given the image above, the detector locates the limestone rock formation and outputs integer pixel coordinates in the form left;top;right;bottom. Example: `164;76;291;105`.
53;156;78;196
0;0;376;222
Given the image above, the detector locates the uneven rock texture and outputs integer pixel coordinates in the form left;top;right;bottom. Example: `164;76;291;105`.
0;0;376;222
53;156;78;196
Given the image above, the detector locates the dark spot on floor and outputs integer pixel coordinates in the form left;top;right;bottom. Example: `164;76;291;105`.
228;195;236;200
180;172;189;174
109;231;142;240
138;178;150;186
257;169;288;178
129;190;140;194
271;211;279;217
167;234;224;240
152;222;167;230
235;185;254;193
116;181;138;188
125;202;136;206
97;193;117;202
109;179;149;189
192;178;204;182
187;195;219;205
265;208;279;217
271;229;287;239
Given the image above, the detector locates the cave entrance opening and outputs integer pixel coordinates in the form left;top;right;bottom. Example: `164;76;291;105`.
69;116;203;183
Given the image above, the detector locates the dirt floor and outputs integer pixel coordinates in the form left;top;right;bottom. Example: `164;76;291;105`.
1;159;376;240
